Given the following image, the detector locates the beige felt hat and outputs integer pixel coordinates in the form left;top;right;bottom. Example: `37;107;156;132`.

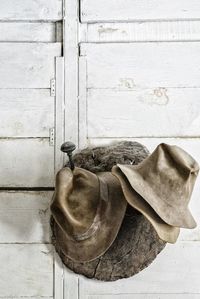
112;166;180;243
51;167;127;262
112;143;199;231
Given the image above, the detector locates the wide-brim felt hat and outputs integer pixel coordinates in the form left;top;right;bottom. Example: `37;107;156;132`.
112;166;180;243
112;143;199;229
51;167;127;262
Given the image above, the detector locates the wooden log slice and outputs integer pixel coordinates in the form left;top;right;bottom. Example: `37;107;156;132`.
51;141;166;281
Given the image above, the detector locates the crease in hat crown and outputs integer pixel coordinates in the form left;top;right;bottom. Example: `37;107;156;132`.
113;143;199;230
51;166;127;262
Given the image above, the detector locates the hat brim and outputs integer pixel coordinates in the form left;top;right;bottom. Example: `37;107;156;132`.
52;172;127;262
116;163;197;229
112;166;180;243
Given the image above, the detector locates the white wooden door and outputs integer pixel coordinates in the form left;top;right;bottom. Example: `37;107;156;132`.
0;1;64;298
62;0;200;298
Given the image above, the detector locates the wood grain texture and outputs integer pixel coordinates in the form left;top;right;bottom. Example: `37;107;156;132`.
81;0;200;22
64;0;79;148
87;88;200;138
0;244;53;297
80;42;200;89
0;89;54;138
87;295;200;299
54;253;64;299
0;297;52;299
0;139;54;187
0;191;52;243
0;22;56;42
0;43;61;88
64;269;79;299
79;242;200;295
83;20;200;42
0;0;62;21
55;57;65;173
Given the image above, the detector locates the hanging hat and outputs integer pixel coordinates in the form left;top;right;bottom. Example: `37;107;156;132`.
51;167;127;262
112;143;199;231
112;166;180;243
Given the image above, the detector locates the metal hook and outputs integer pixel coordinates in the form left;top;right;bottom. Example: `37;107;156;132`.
60;141;76;170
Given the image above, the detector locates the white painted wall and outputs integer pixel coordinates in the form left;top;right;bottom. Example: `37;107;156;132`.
1;0;200;298
0;1;63;298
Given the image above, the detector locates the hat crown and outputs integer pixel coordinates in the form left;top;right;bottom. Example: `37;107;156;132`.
135;144;199;196
68;168;100;233
51;167;100;238
115;143;199;229
51;167;127;262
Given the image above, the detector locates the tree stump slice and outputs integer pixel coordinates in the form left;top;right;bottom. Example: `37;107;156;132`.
51;141;166;281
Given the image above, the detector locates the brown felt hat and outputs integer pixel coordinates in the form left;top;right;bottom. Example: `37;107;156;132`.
51;167;127;262
112;143;199;240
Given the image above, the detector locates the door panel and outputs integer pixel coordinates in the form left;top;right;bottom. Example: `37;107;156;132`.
0;2;63;298
0;43;61;88
76;2;200;298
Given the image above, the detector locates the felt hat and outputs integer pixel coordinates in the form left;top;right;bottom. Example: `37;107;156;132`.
112;165;180;243
112;143;199;230
51;167;127;262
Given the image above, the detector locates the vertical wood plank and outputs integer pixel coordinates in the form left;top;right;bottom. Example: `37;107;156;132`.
55;57;65;173
79;56;88;149
64;0;79;148
64;269;79;299
54;251;64;299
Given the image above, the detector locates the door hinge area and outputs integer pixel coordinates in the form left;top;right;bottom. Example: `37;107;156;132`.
50;78;56;97
49;127;55;146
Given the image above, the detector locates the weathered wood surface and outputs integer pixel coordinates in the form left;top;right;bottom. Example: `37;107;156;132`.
82;20;200;42
0;89;54;137
80;42;200;89
64;0;79;147
0;43;61;88
0;244;53;297
52;210;166;281
79;242;200;295
55;57;65;173
0;191;52;243
0;139;54;187
87;295;200;299
0;22;57;42
80;42;200;142
87;88;200;138
52;141;166;281
64;268;79;299
0;0;62;21
81;0;200;22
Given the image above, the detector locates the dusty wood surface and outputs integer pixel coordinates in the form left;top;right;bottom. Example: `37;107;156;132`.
80;0;200;22
51;141;166;281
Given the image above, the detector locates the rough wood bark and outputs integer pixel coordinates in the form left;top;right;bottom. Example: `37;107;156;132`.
51;141;166;281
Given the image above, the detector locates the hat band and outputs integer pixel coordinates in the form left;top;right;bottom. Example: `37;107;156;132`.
73;177;108;241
